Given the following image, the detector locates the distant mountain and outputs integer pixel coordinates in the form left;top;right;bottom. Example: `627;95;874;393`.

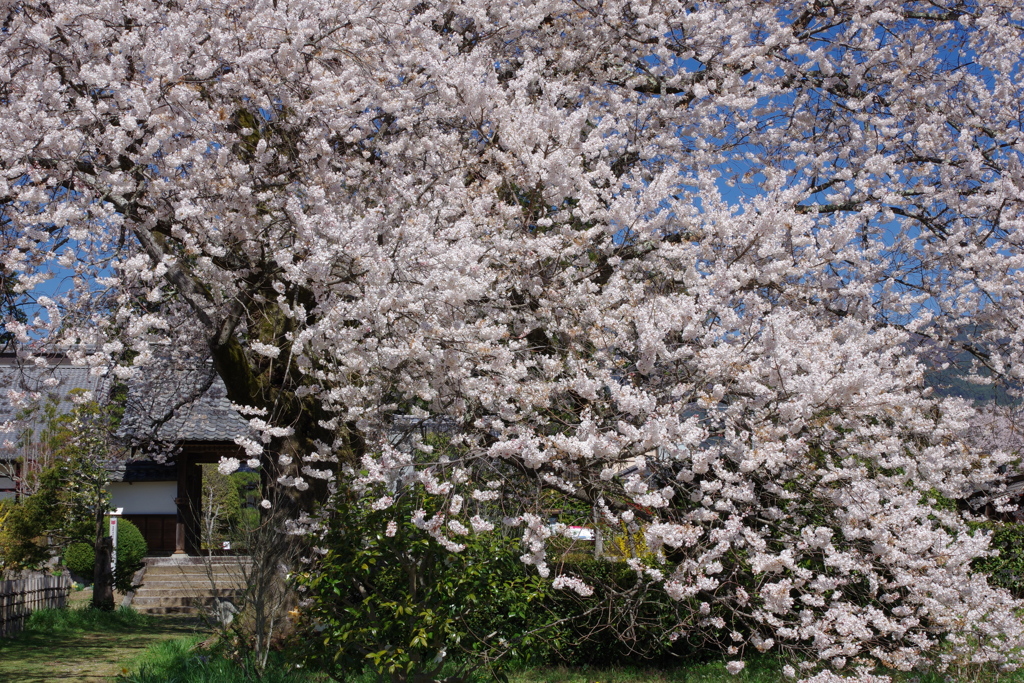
909;331;1020;405
923;363;1018;404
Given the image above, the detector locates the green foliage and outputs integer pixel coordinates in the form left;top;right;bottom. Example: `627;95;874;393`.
25;605;157;634
541;558;702;667
63;541;96;578
46;394;118;534
200;466;262;549
60;519;148;591
4;392;129;611
972;521;1024;598
2;392;125;569
118;636;330;683
0;463;91;569
0;485;55;569
113;518;148;591
295;488;555;682
200;464;242;546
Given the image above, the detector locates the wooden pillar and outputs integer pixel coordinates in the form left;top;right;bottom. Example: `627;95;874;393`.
184;461;202;555
173;451;189;554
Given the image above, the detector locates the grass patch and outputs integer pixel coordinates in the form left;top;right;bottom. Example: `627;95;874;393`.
102;625;1024;683
0;606;201;683
25;604;158;634
118;636;330;683
506;659;781;683
501;644;1024;683
113;646;786;683
505;660;1024;683
114;646;1024;683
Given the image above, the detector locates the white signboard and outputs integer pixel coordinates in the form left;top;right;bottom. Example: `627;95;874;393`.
109;508;123;575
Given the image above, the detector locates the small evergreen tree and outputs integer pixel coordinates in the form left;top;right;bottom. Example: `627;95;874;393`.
0;466;66;570
51;395;126;609
1;390;127;607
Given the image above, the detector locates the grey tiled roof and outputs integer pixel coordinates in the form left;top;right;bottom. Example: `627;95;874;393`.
1;354;249;454
0;356;112;420
118;367;251;444
0;355;112;457
107;459;177;482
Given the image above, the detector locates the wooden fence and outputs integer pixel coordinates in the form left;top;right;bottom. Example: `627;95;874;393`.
0;574;71;638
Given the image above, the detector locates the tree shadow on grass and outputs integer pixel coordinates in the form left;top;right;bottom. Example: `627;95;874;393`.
0;615;203;683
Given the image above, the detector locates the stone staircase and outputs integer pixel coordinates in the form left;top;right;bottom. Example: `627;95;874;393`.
129;556;250;615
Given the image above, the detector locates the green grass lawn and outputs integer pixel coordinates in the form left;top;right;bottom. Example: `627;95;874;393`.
115;644;1024;683
7;603;1024;683
0;606;202;683
504;660;1024;683
116;636;331;683
506;661;771;682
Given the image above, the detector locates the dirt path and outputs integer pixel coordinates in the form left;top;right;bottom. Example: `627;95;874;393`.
0;615;202;683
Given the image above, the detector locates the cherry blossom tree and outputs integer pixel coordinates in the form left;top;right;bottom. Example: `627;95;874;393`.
2;0;1024;678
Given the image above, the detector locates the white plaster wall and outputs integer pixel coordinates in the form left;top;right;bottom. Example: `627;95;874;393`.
108;481;177;514
0;476;15;500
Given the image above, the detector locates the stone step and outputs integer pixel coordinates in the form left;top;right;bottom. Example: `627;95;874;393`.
128;556;254;615
135;582;244;590
142;574;244;582
138;577;245;587
139;575;245;584
139;581;243;588
134;594;239;606
140;575;245;585
144;556;252;566
143;565;248;574
134;605;201;615
141;577;244;585
137;587;244;596
135;586;242;597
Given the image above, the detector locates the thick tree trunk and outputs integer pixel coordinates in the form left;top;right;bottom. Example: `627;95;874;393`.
210;336;360;510
93;536;115;610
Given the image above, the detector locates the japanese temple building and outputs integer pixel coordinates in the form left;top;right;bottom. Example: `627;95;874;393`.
1;353;249;555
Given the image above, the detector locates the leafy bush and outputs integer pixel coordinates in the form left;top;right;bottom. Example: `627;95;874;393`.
973;522;1024;598
61;519;148;591
63;542;95;578
0;467;70;570
541;558;706;667
113;518;148;590
295;488;555;682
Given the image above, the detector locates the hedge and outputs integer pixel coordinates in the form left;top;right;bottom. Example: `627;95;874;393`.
61;518;148;592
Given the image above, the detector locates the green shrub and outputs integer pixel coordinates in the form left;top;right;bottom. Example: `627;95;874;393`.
63;542;95;578
973;521;1024;597
0;469;67;570
540;558;706;667
295;488;555;682
113;518;148;590
61;519;148;591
